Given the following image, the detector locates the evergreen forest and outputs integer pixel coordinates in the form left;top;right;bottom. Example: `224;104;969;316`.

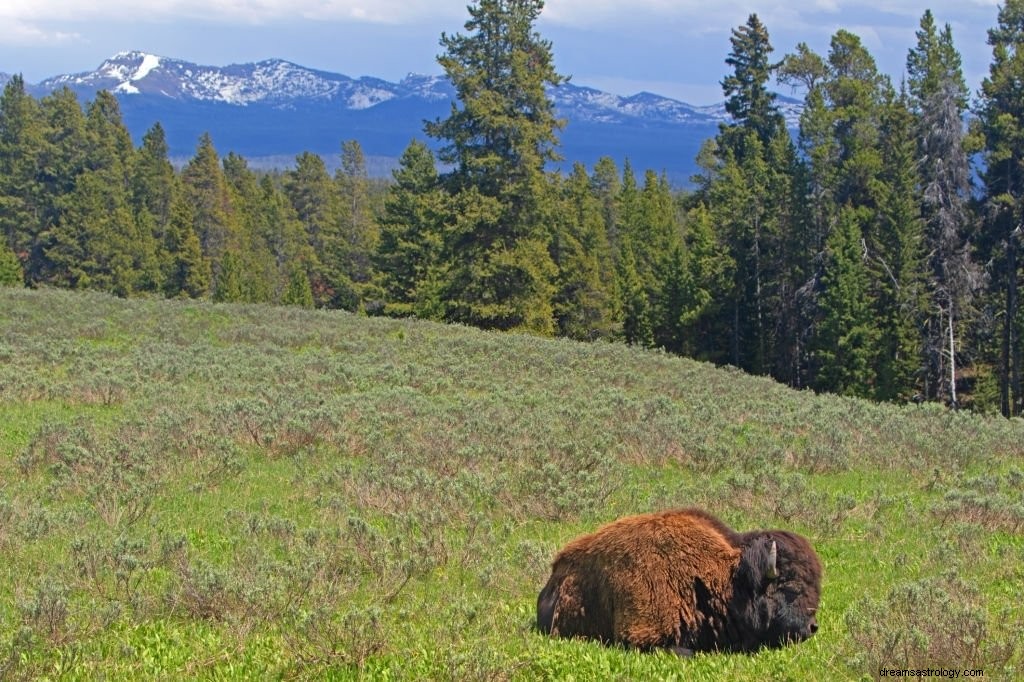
5;1;1024;416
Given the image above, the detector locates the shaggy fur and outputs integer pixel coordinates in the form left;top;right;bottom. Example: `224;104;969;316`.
537;509;822;654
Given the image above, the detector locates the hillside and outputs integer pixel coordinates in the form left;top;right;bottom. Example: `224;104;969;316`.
0;288;1021;679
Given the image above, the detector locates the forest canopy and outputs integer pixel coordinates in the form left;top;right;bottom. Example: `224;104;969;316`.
3;1;1024;415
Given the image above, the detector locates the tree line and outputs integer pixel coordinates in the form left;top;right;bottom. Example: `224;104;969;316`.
3;0;1024;415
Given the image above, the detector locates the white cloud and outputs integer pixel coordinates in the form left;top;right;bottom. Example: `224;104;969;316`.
0;0;999;33
0;17;79;46
0;0;466;24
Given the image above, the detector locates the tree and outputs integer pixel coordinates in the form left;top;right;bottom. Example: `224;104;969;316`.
45;91;158;295
976;0;1024;415
721;14;784;151
180;133;238;298
425;0;564;334
870;88;927;402
812;207;879;397
131;123;179;291
375;140;447;319
551;163;618;340
0;244;22;286
282;151;343;307
907;10;977;406
0;76;47;283
163;193;210;298
335;139;379;310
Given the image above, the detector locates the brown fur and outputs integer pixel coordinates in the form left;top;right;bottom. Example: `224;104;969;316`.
537;509;822;653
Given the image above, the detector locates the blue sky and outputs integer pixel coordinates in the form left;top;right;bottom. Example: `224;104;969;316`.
0;1;1004;105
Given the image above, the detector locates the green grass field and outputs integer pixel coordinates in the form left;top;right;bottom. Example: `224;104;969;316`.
1;288;1021;680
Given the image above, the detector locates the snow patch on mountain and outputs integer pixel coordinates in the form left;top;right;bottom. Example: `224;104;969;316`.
29;52;803;129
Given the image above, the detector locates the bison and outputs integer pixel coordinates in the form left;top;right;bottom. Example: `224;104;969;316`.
536;508;822;655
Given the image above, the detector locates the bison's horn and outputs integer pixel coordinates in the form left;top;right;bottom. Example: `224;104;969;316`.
766;540;779;580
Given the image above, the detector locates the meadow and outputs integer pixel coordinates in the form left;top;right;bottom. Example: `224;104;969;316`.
0;287;1021;680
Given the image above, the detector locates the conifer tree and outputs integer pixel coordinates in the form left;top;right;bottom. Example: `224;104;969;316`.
257;175;311;305
907;10;976;405
223;152;275;303
977;0;1024;415
425;0;564;334
551;163;618;340
375;139;447;318
705;15;796;375
46;91;158;295
335;139;378;310
180;133;238;298
282;152;343;307
871;88;927;401
812;207;879;397
131;122;179;289
163;193;210;298
590;156;622;260
0;76;47;283
0;244;22;286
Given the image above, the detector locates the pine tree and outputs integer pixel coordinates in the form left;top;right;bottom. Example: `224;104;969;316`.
45;91;158;295
907;10;977;406
282;151;343;307
590;156;622;262
721;14;784;151
131;122;179;290
0;76;47;283
180;133;239;299
163;193;210;298
617;241;653;347
425;0;564;334
977;0;1024;416
282;262;314;308
335;139;379;310
705;15;796;376
375;139;447;318
870;88;927;402
812;207;879;397
223;152;276;303
551;163;618;340
256;175;310;305
0;244;22;286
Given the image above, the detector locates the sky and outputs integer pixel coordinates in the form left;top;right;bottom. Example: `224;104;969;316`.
0;0;1005;105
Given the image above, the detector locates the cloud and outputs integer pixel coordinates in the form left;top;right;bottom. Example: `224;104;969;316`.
0;0;466;25
0;17;79;46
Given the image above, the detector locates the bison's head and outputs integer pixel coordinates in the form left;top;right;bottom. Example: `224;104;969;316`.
730;531;822;651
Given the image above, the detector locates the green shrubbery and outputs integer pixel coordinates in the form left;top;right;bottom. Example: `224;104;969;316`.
0;288;1022;679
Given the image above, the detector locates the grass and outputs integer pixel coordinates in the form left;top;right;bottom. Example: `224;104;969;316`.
0;287;1022;680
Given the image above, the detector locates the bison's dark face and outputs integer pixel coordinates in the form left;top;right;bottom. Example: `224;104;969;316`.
731;531;822;651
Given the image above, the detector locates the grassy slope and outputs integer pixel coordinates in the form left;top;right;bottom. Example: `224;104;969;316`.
0;288;1021;680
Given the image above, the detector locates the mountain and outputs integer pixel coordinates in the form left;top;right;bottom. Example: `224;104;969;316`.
7;51;802;184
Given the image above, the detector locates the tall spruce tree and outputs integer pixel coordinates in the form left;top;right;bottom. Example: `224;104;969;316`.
871;87;927;402
131;122;179;291
812;206;880;397
0;76;46;283
425;0;564;334
282;152;343;307
977;0;1024;416
551;163;618;340
46;91;158;295
335;139;378;310
375;140;447;319
907;10;977;406
703;15;794;375
180;133;238;299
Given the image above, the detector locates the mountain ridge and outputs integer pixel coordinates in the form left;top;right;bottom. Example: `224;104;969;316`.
4;51;803;183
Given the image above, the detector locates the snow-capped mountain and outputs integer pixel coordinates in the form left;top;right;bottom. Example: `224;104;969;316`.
38;51;426;109
9;51;803;182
